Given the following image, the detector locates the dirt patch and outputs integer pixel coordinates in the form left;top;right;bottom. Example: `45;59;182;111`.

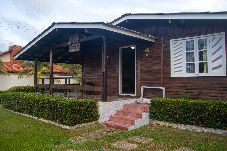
147;142;168;151
128;136;153;144
174;147;194;151
69;127;117;143
112;140;137;150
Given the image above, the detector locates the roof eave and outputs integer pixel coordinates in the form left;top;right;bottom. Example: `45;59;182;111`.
15;22;155;60
111;12;227;25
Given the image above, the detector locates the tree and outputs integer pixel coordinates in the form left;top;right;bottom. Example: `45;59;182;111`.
18;61;82;83
18;61;50;78
61;63;82;83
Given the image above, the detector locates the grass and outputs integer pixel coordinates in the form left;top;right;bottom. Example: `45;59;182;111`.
0;106;226;151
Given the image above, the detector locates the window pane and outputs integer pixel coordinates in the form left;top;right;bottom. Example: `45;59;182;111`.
198;39;207;50
199;50;207;61
186;63;195;73
186;52;194;62
186;40;194;51
199;62;208;73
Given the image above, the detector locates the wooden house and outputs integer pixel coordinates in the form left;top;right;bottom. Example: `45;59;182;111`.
15;12;227;101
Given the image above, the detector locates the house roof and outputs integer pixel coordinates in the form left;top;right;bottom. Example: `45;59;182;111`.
111;11;227;25
2;62;24;73
1;62;66;73
0;45;22;59
15;22;156;61
0;50;10;56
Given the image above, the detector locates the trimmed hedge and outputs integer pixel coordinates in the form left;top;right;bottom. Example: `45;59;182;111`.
0;91;4;104
7;86;66;93
150;98;227;130
0;92;99;126
7;86;38;93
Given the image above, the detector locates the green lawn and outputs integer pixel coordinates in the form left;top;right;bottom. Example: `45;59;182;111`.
0;106;226;151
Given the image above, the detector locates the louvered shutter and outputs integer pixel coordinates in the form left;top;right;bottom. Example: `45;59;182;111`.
170;39;186;77
208;32;226;76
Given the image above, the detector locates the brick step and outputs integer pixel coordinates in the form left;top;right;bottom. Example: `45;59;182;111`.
104;103;150;130
123;107;149;113
123;103;149;112
109;115;139;125
116;109;143;118
104;121;132;130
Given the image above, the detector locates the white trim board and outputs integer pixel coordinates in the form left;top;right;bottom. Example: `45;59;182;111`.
14;23;155;60
112;13;227;25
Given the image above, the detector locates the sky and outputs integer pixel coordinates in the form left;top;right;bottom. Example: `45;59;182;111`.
0;0;227;51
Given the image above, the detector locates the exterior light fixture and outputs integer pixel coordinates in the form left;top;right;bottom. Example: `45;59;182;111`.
131;46;135;49
144;48;150;56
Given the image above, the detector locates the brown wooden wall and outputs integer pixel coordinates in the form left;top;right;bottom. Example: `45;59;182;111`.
83;40;151;100
119;20;227;100
84;20;227;100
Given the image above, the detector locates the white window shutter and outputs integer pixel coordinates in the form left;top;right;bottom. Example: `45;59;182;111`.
170;39;186;77
208;32;226;76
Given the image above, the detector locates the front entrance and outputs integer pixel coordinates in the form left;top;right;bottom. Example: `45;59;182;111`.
119;46;136;95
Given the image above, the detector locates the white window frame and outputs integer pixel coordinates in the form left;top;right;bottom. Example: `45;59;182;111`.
185;38;197;77
170;32;226;77
119;45;137;96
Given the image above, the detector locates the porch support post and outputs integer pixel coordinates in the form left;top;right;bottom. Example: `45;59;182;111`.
34;59;38;93
81;57;85;98
101;36;107;102
49;49;54;95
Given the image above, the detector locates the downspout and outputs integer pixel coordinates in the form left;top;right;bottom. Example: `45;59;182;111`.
140;36;166;101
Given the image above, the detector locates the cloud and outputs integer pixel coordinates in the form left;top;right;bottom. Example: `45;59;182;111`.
0;0;227;51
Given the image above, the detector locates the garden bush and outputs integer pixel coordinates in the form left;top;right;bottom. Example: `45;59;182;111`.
150;98;227;130
7;86;39;93
0;92;99;126
0;91;3;104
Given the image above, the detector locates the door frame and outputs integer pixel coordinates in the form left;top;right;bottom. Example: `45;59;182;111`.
119;45;136;96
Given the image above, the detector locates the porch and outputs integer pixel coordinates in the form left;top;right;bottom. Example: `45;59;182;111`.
15;22;155;101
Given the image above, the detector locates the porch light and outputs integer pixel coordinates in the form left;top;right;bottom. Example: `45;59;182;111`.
131;46;135;49
69;34;80;52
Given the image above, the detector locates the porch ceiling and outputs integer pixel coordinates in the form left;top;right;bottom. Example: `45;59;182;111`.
15;22;156;64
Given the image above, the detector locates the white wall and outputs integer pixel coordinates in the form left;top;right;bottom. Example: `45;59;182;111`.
0;74;34;91
0;53;10;62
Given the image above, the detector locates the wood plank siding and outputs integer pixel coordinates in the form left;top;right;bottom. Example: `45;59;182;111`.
83;20;227;100
118;20;227;100
83;40;151;100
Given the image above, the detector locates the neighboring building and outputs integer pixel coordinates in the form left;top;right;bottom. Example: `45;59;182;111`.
0;45;69;90
0;45;34;90
15;12;227;100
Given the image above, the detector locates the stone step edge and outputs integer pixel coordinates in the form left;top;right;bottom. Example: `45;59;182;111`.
150;120;227;135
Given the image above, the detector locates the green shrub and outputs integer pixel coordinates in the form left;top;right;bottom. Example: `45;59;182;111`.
0;92;99;126
0;91;3;104
7;86;37;93
150;98;227;130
